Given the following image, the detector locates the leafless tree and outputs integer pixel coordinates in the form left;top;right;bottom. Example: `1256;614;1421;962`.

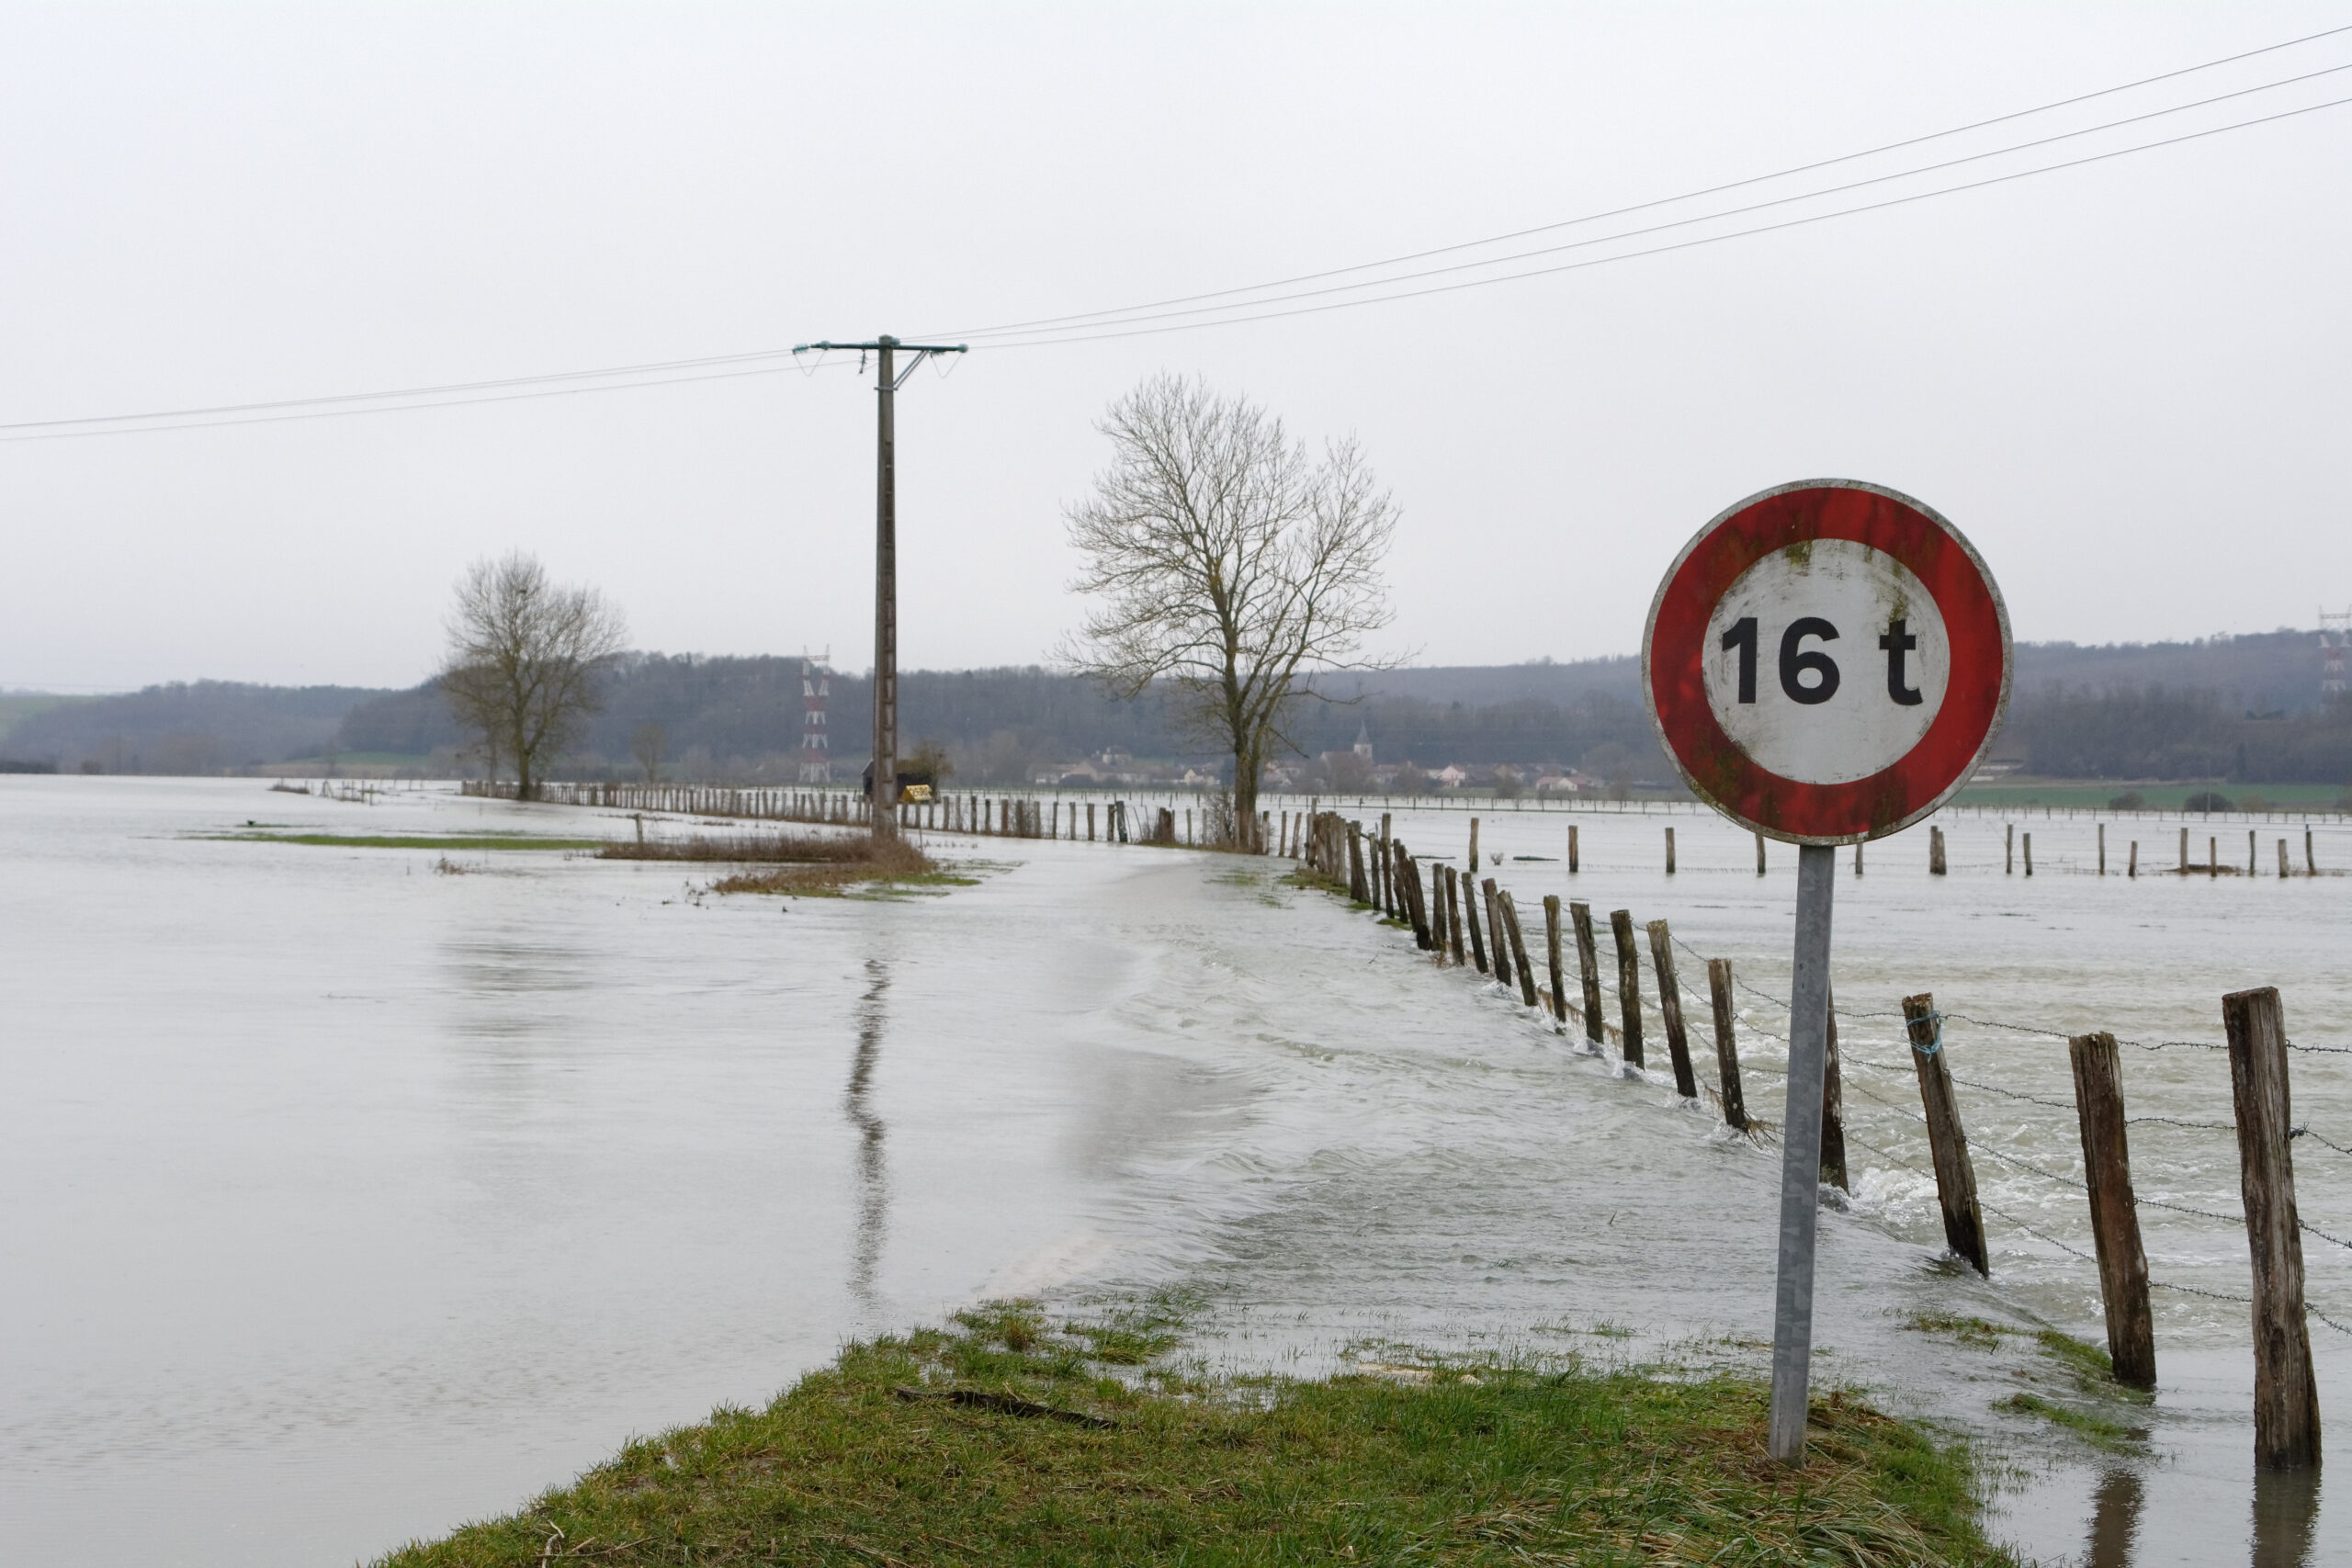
439;553;628;800
1061;375;1399;849
630;721;667;784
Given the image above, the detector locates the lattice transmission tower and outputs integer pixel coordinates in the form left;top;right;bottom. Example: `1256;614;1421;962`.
2322;610;2352;698
799;650;833;784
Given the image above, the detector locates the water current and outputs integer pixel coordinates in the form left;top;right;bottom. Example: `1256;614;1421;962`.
1;779;2344;1565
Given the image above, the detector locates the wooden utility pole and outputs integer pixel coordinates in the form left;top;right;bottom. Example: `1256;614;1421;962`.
794;334;967;838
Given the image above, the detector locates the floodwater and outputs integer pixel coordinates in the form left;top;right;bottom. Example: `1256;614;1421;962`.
0;779;2345;1566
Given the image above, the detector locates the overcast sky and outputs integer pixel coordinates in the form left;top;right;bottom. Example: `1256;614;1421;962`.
2;2;2346;692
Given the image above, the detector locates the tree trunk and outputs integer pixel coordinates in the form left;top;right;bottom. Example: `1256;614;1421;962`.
1231;748;1261;850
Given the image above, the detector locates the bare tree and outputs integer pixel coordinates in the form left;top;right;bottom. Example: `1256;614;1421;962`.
630;722;667;783
440;553;628;800
1062;375;1398;849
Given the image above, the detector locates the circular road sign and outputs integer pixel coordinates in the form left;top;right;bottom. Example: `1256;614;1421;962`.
1644;479;2010;845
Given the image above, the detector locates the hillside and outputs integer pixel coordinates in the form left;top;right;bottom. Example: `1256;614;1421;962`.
2;626;2335;783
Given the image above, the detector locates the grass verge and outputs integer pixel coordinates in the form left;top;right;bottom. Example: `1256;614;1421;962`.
378;1303;2017;1567
603;831;972;897
208;831;605;851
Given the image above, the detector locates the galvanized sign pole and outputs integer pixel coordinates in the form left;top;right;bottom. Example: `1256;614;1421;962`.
1769;841;1836;1461
1643;479;2009;1466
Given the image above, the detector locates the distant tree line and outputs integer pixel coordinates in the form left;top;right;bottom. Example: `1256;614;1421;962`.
2004;683;2352;783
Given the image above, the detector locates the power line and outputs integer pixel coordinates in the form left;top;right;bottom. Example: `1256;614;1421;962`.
0;357;854;445
923;19;2352;341
945;60;2352;345
966;90;2352;351
7;27;2349;438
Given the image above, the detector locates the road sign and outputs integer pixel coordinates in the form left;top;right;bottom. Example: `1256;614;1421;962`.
1642;479;2007;1467
1644;479;2010;844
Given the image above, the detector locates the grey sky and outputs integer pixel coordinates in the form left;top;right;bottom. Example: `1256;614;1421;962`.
2;2;2346;692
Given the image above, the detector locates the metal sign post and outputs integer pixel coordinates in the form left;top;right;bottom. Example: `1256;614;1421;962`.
1643;479;2009;1466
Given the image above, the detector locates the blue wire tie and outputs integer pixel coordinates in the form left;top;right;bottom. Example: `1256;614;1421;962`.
1911;1010;1947;1058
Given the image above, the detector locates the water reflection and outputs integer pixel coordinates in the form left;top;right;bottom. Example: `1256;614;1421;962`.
2251;1466;2320;1568
845;957;890;1317
2082;1470;2141;1568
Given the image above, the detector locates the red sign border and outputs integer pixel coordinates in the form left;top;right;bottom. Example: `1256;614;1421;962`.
1643;479;2011;846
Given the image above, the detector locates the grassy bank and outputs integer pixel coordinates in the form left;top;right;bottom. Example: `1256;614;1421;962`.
378;1304;2017;1567
600;829;969;897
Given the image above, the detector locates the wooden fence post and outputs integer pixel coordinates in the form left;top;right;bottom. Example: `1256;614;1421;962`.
2023;831;2033;876
1570;902;1605;1051
1464;870;1490;973
1645;919;1699;1099
1665;826;1676;874
1930;824;1947;875
2222;986;2322;1470
2098;821;2106;875
2179;825;2188;872
1902;993;1990;1275
2249;829;2257;876
1498;892;1538;1008
1821;992;1849;1192
2007;823;2014;874
2210;836;2218;880
1467;816;1480;873
1567;824;1579;874
1088;802;1096;842
1346;822;1368;902
1482;878;1513;987
1854;839;1863;876
2279;838;2290;879
2305;825;2316;874
1543;895;1567;1029
1706;958;1747;1131
2067;1030;2157;1391
1443;864;1466;964
1380;812;1395;912
1609;908;1644;1066
2129;840;2138;876
1754;831;1767;876
1396;845;1429;948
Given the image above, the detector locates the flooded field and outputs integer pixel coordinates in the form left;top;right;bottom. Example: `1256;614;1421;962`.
1;779;2344;1565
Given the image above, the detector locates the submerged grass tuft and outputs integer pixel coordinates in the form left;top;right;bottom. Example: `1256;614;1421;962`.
1994;1392;2143;1450
375;1302;2018;1567
599;831;971;897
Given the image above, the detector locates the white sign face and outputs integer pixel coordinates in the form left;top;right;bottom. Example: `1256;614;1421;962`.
1701;538;1950;786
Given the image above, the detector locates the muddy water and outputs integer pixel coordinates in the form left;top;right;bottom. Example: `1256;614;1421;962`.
0;780;2343;1565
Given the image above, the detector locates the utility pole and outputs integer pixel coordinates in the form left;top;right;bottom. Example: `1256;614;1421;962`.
793;335;967;838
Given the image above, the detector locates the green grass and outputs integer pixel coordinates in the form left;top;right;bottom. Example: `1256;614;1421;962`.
208;831;606;851
1992;1393;2141;1450
376;1303;2018;1567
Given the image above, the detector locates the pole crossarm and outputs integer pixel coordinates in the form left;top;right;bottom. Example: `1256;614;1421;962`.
796;339;968;390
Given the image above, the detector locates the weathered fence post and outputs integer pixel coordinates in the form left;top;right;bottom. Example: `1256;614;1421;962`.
2098;821;2106;875
1645;919;1700;1099
2305;825;2316;875
1854;839;1863;876
2210;836;2218;879
2249;829;2257;876
1570;901;1604;1051
1820;993;1849;1192
1706;958;1747;1131
1397;846;1432;948
1609;908;1644;1067
2129;840;2138;876
1443;865;1466;964
1543;895;1567;1029
1665;826;1676;874
2179;825;2188;872
1567;824;1579;874
1467;816;1480;873
1755;831;1767;876
2067;1030;2156;1391
1379;812;1394;912
1902;993;1990;1275
1929;824;1947;875
1498;892;1538;1008
1464;869;1490;973
1088;802;1096;841
1346;822;1368;902
2222;986;2322;1470
2023;831;2033;876
1482;878;1513;987
2007;823;2014;874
